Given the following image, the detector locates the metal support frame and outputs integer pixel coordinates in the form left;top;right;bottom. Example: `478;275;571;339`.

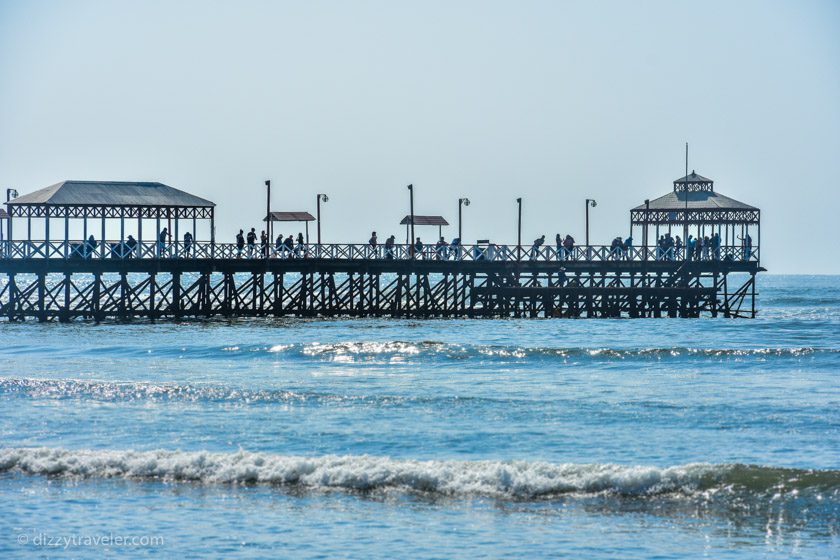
0;259;761;322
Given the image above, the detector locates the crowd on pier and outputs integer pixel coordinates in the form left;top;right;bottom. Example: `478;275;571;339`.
648;231;752;261
65;225;753;262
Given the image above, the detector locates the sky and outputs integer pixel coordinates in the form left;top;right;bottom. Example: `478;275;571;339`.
1;0;838;273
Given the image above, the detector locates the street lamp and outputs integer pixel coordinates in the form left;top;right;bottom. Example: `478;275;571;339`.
408;184;415;254
585;198;597;253
458;197;470;241
265;180;272;244
316;193;329;246
643;198;650;258
684;142;689;254
516;197;522;260
4;189;16;247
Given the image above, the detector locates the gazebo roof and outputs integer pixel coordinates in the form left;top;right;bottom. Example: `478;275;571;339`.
400;215;449;226
632;190;757;212
9;181;215;208
265;211;315;222
674;171;713;185
0;208;9;220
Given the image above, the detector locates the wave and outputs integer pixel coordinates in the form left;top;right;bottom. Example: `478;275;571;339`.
48;341;840;363
223;342;840;366
0;378;503;409
767;295;840;306
1;447;838;502
0;378;369;405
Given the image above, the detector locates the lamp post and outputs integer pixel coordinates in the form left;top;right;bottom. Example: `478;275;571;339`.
5;189;17;249
643;198;650;259
458;197;470;241
408;184;415;256
585;198;597;258
516;197;522;260
684;142;689;253
316;193;329;246
265;180;272;244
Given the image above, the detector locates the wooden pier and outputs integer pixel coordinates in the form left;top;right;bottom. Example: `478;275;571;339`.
0;255;761;321
0;172;763;321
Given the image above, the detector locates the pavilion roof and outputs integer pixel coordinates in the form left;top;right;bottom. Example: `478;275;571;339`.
632;190;757;212
400;215;449;226
9;181;215;208
265;211;315;222
0;208;8;220
673;171;713;185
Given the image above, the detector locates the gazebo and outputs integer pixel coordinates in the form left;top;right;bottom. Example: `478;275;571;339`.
6;180;215;258
400;215;449;244
264;211;316;244
630;171;760;261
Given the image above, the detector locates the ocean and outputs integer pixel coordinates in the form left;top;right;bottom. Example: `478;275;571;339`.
0;274;838;558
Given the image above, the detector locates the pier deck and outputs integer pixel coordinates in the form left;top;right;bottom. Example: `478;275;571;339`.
0;249;762;321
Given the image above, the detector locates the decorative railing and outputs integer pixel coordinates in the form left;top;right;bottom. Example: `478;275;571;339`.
0;240;759;263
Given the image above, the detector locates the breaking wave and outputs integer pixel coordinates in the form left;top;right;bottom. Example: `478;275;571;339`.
1;447;838;503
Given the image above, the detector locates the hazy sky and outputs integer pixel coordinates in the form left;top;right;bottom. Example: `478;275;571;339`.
1;0;838;273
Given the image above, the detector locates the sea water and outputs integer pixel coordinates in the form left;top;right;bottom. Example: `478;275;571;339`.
0;274;838;558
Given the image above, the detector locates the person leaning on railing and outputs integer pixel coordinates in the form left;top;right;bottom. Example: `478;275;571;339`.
623;235;633;260
126;235;137;259
738;233;752;261
450;237;461;260
610;237;622;260
384;235;395;260
530;235;545;260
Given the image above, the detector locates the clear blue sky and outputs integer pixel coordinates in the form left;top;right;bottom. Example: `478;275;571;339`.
1;0;838;273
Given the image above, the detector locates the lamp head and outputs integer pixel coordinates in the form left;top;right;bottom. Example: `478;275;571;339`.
589;199;597;208
516;197;522;203
265;180;271;187
319;193;329;203
461;198;470;206
407;184;413;191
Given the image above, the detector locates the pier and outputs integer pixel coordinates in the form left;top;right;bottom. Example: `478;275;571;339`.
0;173;763;321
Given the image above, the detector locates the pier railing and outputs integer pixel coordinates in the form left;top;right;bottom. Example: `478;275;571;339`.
0;240;759;263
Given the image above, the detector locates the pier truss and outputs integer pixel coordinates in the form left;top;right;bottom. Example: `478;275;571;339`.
0;259;761;322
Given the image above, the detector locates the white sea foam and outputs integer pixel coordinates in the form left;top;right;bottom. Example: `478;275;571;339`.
0;447;727;498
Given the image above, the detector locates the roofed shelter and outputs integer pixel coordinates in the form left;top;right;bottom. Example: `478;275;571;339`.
6;180;216;258
264;211;316;244
400;215;449;243
630;171;760;261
